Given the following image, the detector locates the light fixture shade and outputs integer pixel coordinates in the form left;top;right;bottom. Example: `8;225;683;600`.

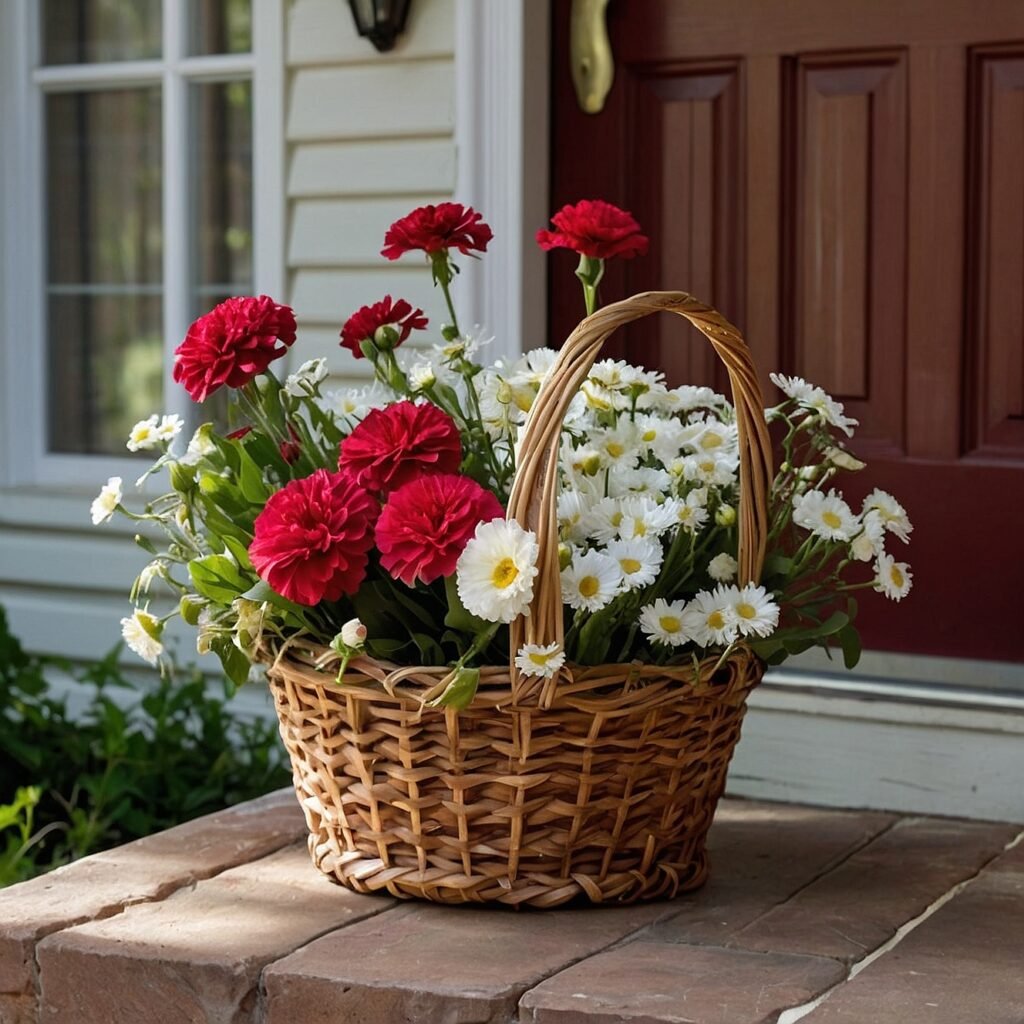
348;0;412;52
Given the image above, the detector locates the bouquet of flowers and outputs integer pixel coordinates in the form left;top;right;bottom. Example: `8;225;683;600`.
94;198;912;703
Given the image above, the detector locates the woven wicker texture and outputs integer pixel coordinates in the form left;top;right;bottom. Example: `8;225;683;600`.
266;291;772;906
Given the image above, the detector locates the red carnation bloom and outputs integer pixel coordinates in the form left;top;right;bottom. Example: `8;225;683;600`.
376;474;504;586
173;295;297;402
340;295;428;357
338;400;461;495
249;469;378;606
536;199;649;260
381;203;493;260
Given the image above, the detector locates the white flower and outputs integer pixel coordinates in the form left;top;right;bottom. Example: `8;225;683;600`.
792;489;858;541
728;584;780;638
874;553;912;601
851;511;885;562
323;382;390;423
678;452;740;488
804;390;858;437
341;617;367;649
862;489;912;544
514;642;566;678
608;466;673;497
824;446;865;471
639;599;690;647
155;413;183;443
284;358;328;396
120;608;164;666
617;495;680;541
635;413;686;463
408;360;437;393
182;424;216;465
137;561;164;592
232;598;266;653
456;519;539;623
769;373;818;402
708;552;738;582
674;488;710;533
126;415;160;452
584;497;625;543
557;491;592;544
591;423;641;470
561;549;623;612
90;477;123;525
604;537;663;590
681;587;739;647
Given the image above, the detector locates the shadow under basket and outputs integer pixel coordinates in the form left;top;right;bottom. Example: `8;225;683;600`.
266;644;764;908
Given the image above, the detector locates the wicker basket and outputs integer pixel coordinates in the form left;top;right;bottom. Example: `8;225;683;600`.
266;291;773;908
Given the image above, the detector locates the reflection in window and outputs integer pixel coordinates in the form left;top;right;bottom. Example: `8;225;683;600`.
46;88;164;455
42;0;162;65
189;0;252;56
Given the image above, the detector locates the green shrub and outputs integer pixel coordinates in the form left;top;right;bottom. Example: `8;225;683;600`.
0;605;290;885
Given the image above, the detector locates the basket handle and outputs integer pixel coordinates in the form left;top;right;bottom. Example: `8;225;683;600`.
506;290;773;689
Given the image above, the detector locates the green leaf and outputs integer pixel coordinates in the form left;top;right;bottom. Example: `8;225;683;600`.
411;632;446;666
428;667;480;710
240;579;306;616
365;637;407;658
221;534;254;571
236;445;269;505
838;624;862;670
210;636;252;691
443;575;489;634
189;555;251;605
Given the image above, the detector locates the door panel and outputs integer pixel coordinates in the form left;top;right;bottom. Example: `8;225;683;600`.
549;0;1024;662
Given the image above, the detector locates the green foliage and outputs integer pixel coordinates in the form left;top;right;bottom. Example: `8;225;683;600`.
0;606;289;888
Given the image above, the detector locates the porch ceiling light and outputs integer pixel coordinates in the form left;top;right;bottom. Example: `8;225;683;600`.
348;0;412;52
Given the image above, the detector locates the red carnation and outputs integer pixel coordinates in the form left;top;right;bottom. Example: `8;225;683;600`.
340;295;428;357
381;203;493;260
376;474;504;586
173;295;297;402
536;199;649;260
338;400;461;495
249;469;377;606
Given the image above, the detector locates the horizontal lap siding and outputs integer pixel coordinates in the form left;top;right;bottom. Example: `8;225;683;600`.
1;0;457;660
284;0;457;387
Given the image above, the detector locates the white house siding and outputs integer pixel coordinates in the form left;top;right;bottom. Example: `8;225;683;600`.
0;0;458;661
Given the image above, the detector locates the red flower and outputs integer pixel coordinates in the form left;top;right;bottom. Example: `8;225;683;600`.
536;199;649;260
249;469;378;606
338;401;461;494
340;295;428;357
381;203;493;260
173;296;297;402
376;474;504;586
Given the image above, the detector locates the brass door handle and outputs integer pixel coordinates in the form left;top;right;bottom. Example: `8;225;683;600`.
570;0;614;114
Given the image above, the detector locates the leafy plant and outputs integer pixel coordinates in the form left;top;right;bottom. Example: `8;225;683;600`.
0;605;290;886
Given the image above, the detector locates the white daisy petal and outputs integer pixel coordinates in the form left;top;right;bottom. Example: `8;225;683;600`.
456;519;539;623
514;642;566;678
120;608;164;666
729;584;780;638
792;489;858;542
604;537;663;591
90;476;123;525
874;553;912;601
561;550;623;612
639;598;690;647
681;587;739;647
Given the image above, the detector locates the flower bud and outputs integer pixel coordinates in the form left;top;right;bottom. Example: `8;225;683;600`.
441;323;461;342
495;380;514;406
135;533;158;555
168;460;196;495
558;543;572;571
359;338;380;361
373;324;400;351
824;446;866;471
180;594;205;626
715;504;737;527
340;618;367;649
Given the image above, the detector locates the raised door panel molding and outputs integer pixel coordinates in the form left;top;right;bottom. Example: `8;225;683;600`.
785;52;908;454
625;62;745;389
965;47;1024;461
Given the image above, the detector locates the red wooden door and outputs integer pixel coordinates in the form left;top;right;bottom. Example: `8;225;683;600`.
549;0;1024;662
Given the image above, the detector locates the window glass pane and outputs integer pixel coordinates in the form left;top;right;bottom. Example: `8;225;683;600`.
189;0;251;55
191;79;252;318
42;0;162;65
46;88;163;455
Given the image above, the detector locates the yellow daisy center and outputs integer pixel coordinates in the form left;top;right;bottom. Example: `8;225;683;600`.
822;511;842;529
700;460;715;472
610;511;623;528
578;576;600;599
528;650;553;666
707;610;726;630
642;429;657;442
701;433;723;450
736;602;757;620
891;566;904;587
605;442;625;458
620;558;642;575
632;520;647;537
659;615;681;633
492;558;519;589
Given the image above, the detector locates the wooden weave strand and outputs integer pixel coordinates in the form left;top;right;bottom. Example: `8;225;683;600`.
264;290;772;906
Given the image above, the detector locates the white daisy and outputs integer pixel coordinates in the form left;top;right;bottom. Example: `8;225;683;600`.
728;584;780;638
90;476;123;525
408;360;438;393
708;552;738;582
155;413;184;443
659;384;725;414
678;452;740;487
121;608;164;666
561;549;623;612
126;415;160;452
769;373;818;403
792;489;858;541
607;465;673;498
862;489;912;543
874;553;913;601
803;389;858;437
681;587;739;647
514;642;566;679
182;424;216;465
557;491;592;544
639;598;690;647
591;423;641;471
323;382;390;423
850;511;885;562
284;357;328;396
675;488;710;533
456;519;539;623
584;497;625;543
617;495;680;541
635;413;686;463
604;537;663;590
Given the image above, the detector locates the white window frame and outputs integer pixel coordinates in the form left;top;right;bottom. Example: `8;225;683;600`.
0;0;283;492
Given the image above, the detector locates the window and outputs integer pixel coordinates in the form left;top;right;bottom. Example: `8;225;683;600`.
0;0;282;486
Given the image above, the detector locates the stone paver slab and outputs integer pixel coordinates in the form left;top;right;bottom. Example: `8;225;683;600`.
0;787;304;1009
518;939;846;1024
802;865;1024;1022
263;898;682;1024
648;801;895;946
36;844;389;1024
728;817;1018;962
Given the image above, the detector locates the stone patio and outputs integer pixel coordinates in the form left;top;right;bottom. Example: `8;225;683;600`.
0;790;1020;1024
